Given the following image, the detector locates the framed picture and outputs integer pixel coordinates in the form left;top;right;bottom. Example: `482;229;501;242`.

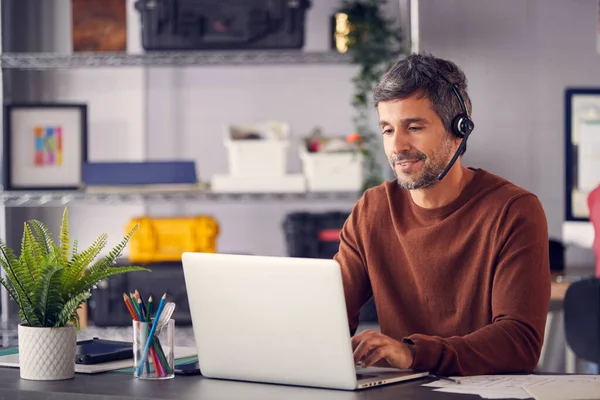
3;103;88;191
565;89;600;221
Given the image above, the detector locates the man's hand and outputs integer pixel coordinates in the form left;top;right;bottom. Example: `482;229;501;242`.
351;330;415;369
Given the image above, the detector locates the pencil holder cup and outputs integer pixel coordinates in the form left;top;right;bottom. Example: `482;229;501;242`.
133;319;175;380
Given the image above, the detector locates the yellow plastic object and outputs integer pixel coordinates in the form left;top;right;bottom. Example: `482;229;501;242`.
126;216;219;263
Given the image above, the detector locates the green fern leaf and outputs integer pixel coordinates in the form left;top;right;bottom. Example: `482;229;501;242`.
70;309;81;330
30;255;53;307
33;264;64;326
59;208;70;263
81;225;140;284
73;265;149;295
0;274;20;305
71;239;78;259
18;309;26;324
102;224;138;267
19;223;37;280
83;257;113;279
0;241;36;307
62;234;108;297
19;299;41;326
0;274;36;326
25;223;45;279
28;220;56;257
55;291;90;328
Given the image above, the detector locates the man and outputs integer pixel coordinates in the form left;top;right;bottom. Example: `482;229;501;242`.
335;53;551;376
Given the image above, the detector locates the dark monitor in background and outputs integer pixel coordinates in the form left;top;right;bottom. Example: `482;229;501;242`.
549;238;565;272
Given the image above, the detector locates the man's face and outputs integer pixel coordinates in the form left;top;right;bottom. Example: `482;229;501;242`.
378;94;459;190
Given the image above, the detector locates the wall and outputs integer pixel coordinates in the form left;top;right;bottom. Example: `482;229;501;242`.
418;0;600;266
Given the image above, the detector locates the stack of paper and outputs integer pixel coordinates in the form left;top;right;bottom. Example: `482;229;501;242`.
422;374;600;399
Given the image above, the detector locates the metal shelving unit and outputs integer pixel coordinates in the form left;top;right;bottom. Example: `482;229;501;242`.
0;5;363;329
0;190;360;207
0;51;351;69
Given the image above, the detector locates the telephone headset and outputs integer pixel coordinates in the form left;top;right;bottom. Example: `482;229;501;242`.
436;74;475;181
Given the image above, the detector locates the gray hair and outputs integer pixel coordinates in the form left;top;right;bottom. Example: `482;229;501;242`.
373;53;472;154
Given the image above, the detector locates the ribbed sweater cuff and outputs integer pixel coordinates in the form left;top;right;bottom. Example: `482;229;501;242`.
403;335;441;371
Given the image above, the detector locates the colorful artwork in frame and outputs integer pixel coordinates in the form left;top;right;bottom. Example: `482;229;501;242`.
3;104;88;191
34;125;64;167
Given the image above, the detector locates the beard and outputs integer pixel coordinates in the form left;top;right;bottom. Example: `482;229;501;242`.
389;137;454;190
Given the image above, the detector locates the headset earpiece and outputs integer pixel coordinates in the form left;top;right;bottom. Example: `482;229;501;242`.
452;113;474;138
437;76;475;181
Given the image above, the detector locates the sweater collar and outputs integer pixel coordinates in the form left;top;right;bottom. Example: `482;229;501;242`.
397;168;486;221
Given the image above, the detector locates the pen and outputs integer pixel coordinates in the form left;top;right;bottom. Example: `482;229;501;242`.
429;374;462;384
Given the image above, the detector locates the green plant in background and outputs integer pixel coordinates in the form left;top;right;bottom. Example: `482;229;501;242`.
0;208;149;329
336;0;407;191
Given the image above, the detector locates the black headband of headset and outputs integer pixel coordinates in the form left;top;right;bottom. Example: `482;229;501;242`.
436;73;474;180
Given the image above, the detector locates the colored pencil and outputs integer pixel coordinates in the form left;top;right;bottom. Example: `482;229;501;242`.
145;295;171;374
122;293;138;321
124;290;173;377
146;296;153;323
135;293;167;376
137;297;144;321
128;293;140;320
135;290;147;321
124;292;164;376
146;295;167;377
153;339;171;375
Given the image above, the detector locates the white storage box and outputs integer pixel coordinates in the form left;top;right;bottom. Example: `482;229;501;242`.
300;146;364;192
211;174;306;193
224;121;290;178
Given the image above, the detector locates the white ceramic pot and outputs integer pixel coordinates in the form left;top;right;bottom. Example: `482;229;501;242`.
18;324;77;380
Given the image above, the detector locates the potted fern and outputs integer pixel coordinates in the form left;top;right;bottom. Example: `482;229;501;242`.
0;208;148;381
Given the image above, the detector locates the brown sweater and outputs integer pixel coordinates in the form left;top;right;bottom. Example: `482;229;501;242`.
334;168;551;376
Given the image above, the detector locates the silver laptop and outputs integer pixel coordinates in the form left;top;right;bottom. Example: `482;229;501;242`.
181;252;428;390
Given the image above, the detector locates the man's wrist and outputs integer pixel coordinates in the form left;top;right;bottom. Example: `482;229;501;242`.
402;338;416;369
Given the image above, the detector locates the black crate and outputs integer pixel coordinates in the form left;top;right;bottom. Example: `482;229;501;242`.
88;262;192;327
134;0;311;51
282;211;350;259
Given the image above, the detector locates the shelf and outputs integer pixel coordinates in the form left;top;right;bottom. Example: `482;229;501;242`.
0;51;352;69
0;190;360;207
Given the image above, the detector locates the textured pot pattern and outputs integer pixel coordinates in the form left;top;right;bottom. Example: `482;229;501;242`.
18;324;77;380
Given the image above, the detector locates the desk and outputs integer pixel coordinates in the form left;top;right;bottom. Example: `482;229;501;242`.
550;280;570;302
550;266;596;301
0;368;468;400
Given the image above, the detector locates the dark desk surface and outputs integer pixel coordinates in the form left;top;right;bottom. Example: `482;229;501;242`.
0;368;472;400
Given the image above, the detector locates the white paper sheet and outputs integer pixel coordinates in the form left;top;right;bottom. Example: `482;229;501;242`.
578;120;600;191
433;387;531;399
524;382;600;400
423;374;600;399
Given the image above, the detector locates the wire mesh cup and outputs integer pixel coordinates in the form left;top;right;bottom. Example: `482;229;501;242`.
133;319;175;379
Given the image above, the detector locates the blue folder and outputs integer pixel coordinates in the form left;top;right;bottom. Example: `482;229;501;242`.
82;161;197;186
